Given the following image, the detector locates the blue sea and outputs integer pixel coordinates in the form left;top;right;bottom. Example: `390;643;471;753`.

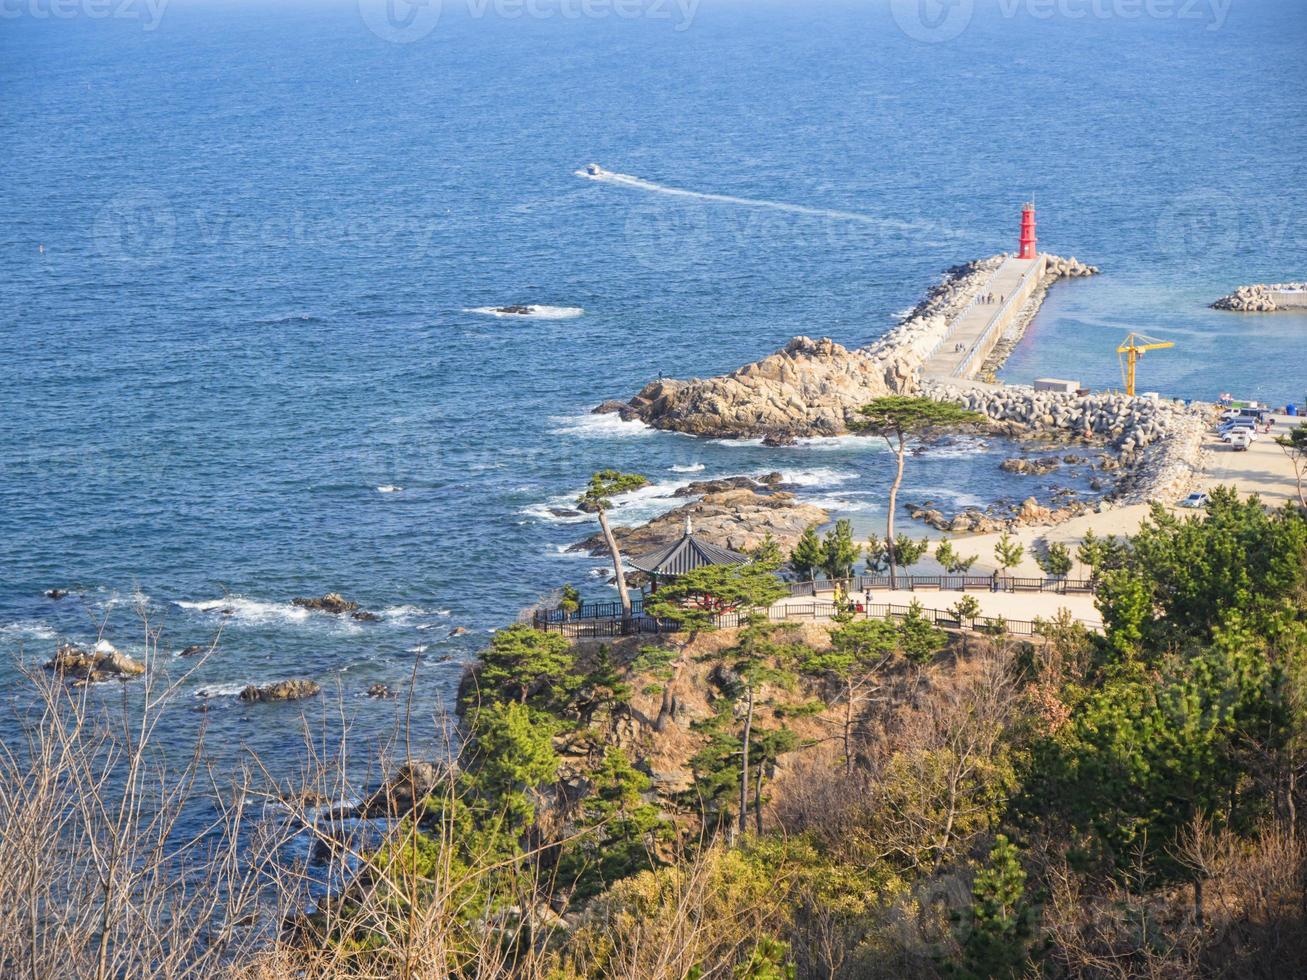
2;0;1305;771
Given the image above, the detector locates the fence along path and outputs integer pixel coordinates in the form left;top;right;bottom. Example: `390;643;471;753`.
530;573;1094;628
535;600;1098;640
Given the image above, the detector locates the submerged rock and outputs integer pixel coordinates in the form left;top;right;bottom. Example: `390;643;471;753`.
177;644;211;658
44;588;69;600
239;678;321;703
351;610;382;622
366;682;396;699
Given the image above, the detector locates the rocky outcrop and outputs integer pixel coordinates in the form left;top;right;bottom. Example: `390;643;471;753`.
367;682;396;699
572;487;828;558
292;593;359;615
1000;456;1062;476
922;382;1206;506
609;336;895;440
599;258;1005;439
239;678;321;703
1212;283;1307;312
45;641;145;683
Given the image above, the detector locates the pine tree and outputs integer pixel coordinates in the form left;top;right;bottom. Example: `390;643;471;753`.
951;835;1039;980
820;519;861;581
898;598;946;665
477;624;578;709
789;525;824;582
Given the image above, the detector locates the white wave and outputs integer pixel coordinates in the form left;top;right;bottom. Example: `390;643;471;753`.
548;413;653;439
805;495;875;513
708;437;765;448
0;620;57;641
670;463;705;473
575;167;963;237
406;644;430;654
376;485;403;493
914;437;991;458
775;467;857;487
793;434;875;452
463;305;583;320
193;682;250;698
378;605;449;626
177;597;312;625
919;488;989;509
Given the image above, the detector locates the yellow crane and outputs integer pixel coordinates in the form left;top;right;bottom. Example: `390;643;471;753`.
1117;332;1175;397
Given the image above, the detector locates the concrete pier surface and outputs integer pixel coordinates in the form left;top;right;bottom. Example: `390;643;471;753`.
921;255;1046;380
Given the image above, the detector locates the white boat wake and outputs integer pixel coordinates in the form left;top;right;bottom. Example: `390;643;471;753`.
575;165;967;239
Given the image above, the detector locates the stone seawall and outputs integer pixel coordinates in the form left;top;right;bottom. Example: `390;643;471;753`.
922;381;1206;504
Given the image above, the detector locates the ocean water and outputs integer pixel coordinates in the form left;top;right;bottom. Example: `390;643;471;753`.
2;0;1305;773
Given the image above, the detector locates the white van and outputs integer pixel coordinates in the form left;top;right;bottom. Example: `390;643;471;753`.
1229;431;1252;451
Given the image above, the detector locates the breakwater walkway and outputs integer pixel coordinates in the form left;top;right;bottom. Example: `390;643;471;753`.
921;255;1047;379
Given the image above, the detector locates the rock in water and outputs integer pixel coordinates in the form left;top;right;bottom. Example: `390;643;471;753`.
239;679;321;703
291;593;359;615
351;610;382;622
45;642;145;683
44;588;69;600
367;682;396;699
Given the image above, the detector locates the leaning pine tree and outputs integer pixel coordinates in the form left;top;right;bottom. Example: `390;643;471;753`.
853;397;985;588
580;470;649;629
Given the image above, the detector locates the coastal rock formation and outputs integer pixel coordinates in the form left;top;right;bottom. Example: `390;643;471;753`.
922;382;1206;505
367;682;396;699
1000;456;1062;476
611;336;895;440
292;593;358;615
1212;283;1307;312
45;641;145;683
573;487;828;558
599;257;1006;439
1043;255;1100;278
239;678;321;703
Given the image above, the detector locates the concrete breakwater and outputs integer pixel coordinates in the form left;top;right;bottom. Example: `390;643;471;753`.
921;381;1207;506
1212;283;1307;312
597;253;1095;442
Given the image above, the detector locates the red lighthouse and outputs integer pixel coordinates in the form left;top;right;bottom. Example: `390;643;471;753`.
1019;202;1037;259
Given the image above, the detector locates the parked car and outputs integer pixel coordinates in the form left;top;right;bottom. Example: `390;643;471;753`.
1229;432;1252;451
1218;420;1256;434
1179;492;1209;508
1222;428;1257;443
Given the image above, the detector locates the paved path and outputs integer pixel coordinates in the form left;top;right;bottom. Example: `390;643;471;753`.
921;256;1041;379
772;589;1100;629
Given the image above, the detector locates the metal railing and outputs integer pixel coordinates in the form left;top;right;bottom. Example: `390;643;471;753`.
538;601;1096;639
952;257;1047;378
